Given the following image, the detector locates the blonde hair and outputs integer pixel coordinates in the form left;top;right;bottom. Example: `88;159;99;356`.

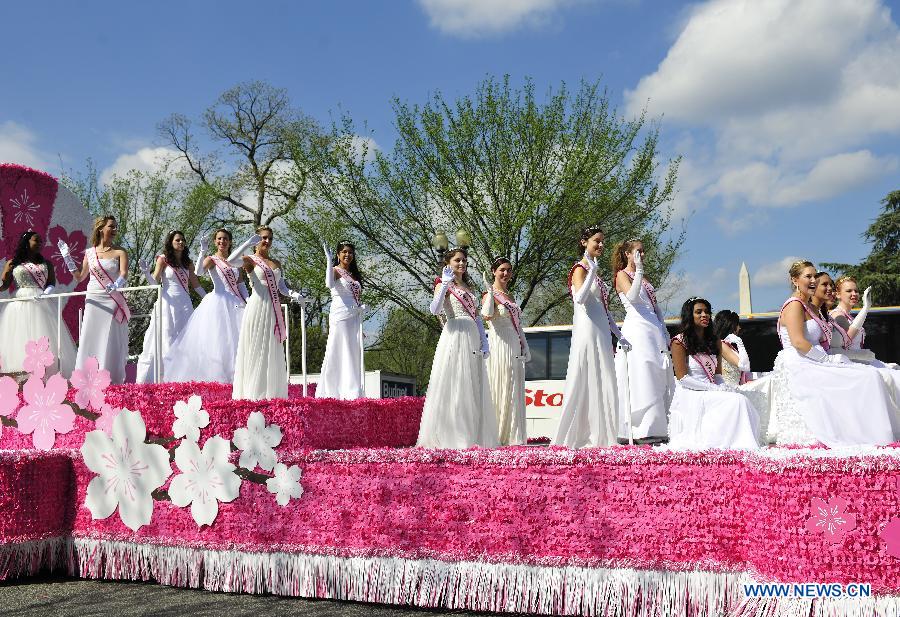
91;215;116;247
835;275;857;293
788;260;815;289
611;239;641;275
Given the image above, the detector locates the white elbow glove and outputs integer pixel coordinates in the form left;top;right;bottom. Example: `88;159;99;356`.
480;272;494;317
624;250;643;303
429;266;454;316
227;234;262;265
323;244;335;288
679;375;722;392
57;240;77;272
724;334;751;372
572;255;597;305
193;285;207;298
194;237;209;276
805;346;849;364
849;287;872;333
139;260;157;285
277;277;304;303
41;285;55;296
105;276;127;292
475;317;490;359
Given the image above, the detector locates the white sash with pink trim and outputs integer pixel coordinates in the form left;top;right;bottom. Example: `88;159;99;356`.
21;262;47;289
87;248;130;324
831;307;863;349
492;290;525;354
673;334;717;383
249;255;286;343
777;297;830;351
210;256;246;303
441;281;478;321
335;267;362;306
163;256;190;294
567;262;609;311
622;270;658;312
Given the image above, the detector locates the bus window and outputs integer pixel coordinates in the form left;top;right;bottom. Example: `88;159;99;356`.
548;333;571;380
525;334;548;380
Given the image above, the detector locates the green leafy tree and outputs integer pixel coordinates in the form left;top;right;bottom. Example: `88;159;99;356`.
364;308;440;393
303;76;681;333
823;190;900;306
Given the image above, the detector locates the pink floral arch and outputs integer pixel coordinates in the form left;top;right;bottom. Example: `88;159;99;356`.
1;163;92;342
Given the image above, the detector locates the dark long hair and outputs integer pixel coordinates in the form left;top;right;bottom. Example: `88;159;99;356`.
815;271;833;321
713;310;740;340
163;230;192;270
11;231;47;267
333;241;362;284
577;224;604;256
679;297;718;355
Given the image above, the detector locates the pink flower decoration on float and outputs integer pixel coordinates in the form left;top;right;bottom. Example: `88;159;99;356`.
94;404;121;436
22;337;54;379
0;375;20;439
16;374;75;450
70;356;111;411
805;496;856;543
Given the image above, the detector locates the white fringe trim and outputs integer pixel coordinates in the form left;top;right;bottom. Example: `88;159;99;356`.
0;536;69;579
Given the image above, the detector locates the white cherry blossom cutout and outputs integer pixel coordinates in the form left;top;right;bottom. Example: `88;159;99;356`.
172;395;209;443
168;436;240;527
232;411;282;471
266;463;303;506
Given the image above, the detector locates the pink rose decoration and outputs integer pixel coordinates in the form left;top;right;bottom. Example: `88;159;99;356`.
23;337;55;379
94;404;121;436
16;374;75;450
70;356;111;411
805;496;856;544
0;375;20;439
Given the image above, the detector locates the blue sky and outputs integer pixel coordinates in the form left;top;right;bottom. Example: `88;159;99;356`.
3;0;899;315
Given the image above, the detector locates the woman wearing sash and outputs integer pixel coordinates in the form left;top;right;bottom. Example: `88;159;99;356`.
164;229;253;383
232;226;303;400
553;226;629;448
417;247;498;448
480;257;530;445
316;241;365;400
63;216;130;384
612;239;673;442
713;310;752;386
136;230;205;383
668;297;760;450
0;231;76;376
831;277;899;369
777;261;894;447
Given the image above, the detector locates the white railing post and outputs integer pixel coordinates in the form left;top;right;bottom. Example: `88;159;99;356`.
300;301;308;397
154;285;163;383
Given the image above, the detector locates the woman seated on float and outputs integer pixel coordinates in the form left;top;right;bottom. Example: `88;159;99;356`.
668;297;760;450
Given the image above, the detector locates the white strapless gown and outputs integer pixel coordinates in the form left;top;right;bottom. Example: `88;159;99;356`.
417;288;498;449
485;301;527;446
0;263;76;377
137;266;194;383
668;357;760;450
75;258;129;384
232;266;288;400
777;320;895;447
164;264;245;383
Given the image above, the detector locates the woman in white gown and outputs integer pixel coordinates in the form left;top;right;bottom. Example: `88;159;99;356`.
417;247;498;449
612;239;673;442
713;310;752;387
668;297;760;450
232;226;303;401
0;231;76;376
831;276;898;369
553;226;630;449
63;216;130;385
165;229;253;383
777;261;895;448
315;241;364;400
136;230;205;383
480;257;530;446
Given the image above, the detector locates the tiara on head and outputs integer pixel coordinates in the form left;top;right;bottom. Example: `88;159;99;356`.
491;256;510;266
337;240;355;247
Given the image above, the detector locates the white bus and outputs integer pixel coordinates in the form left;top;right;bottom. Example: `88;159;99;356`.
523;307;900;440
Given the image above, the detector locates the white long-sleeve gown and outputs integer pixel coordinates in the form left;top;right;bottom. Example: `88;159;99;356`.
316;268;364;400
614;282;673;439
232;265;288;400
417;286;498;449
485;295;527;446
136;265;194;384
164;263;246;383
0;263;76;377
553;269;619;448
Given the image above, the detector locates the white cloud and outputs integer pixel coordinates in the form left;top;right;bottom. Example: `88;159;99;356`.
660;266;730;315
752;256;803;287
99;147;184;186
417;0;580;37
0;122;50;170
626;0;900;234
